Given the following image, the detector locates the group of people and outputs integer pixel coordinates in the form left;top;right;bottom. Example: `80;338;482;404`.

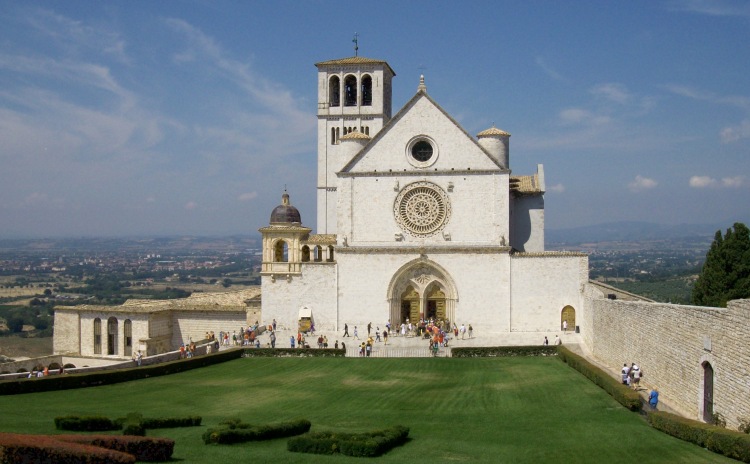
343;319;474;341
542;335;562;346
622;362;659;409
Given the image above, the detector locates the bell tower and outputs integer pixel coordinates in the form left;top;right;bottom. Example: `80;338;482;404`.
314;54;395;234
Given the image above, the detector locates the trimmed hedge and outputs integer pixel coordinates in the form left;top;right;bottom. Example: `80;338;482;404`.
648;412;750;462
54;415;120;432
55;434;175;462
0;347;244;396
0;432;135;464
203;419;311;444
243;348;346;358
141;415;202;429
557;346;641;412
452;345;558;357
287;425;410;457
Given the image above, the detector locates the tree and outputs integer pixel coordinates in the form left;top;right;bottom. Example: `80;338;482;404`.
7;316;24;333
692;223;750;307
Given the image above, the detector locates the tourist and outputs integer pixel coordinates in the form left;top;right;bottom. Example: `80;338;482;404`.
290;336;295;348
272;318;277;331
344;323;350;337
359;342;365;357
453;324;458;337
649;388;659;410
554;335;561;346
621;364;630;385
468;324;473;339
631;363;642;390
255;338;260;348
367;322;372;336
365;341;372;357
270;331;276;348
341;341;346;352
334;340;339;349
563;320;568;332
136;351;142;366
383;329;388;345
323;336;328;348
375;329;381;342
353;326;359;339
543;336;549;346
460;324;466;339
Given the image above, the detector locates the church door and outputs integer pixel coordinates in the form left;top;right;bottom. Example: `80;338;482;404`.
703;361;714;423
426;286;446;322
561;306;576;331
401;287;420;323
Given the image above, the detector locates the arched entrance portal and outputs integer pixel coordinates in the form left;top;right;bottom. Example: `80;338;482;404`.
561;305;576;331
702;361;714;423
387;258;458;326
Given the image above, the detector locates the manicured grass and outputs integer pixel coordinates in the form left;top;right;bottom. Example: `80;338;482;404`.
0;357;733;463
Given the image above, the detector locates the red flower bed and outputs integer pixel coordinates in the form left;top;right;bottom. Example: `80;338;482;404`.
56;434;175;462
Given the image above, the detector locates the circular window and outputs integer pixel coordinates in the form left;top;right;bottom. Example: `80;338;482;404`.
406;136;438;168
394;182;451;237
411;141;433;162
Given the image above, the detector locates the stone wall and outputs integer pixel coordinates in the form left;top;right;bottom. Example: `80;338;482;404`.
586;296;750;429
53;310;80;354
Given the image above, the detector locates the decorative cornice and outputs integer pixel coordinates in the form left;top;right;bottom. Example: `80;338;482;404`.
339;169;507;178
337;245;512;254
512;251;588;257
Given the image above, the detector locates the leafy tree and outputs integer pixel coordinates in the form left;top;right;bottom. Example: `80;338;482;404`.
692;223;750;307
7;316;24;333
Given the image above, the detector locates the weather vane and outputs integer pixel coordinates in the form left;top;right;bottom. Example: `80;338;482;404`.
352;32;359;56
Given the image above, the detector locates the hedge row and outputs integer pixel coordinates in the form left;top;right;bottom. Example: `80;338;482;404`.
55;434;175;462
203;419;311;444
287;425;410;457
0;432;135;464
557;346;641;411
242;348;346;358
54;415;120;432
452;345;558;357
0;347;244;396
647;412;750;462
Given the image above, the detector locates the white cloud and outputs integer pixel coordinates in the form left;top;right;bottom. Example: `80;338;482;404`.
628;175;658;192
664;84;750;110
720;120;750;143
238;192;258;201
535;56;567;82
722;176;746;188
184;201;198;210
591;83;630;104
668;0;750;18
546;183;565;193
559;108;611;126
689;176;717;188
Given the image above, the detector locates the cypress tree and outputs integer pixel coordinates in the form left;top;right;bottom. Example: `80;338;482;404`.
692;223;750;307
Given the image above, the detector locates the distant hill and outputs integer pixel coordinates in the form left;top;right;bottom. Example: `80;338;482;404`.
547;221;730;244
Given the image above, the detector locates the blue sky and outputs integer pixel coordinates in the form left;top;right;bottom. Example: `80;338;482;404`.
0;0;748;238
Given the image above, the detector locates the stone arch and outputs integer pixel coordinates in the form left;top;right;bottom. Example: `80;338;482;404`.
361;74;372;106
327;245;335;262
301;245;310;262
561;305;575;331
387;257;458;325
124;319;133;357
329;75;340;107
314;245;323;262
699;354;715;423
63;363;76;369
48;362;61;370
107;317;118;355
344;74;357;106
93;317;102;355
273;240;289;262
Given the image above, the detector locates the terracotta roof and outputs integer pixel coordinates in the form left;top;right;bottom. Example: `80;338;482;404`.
340;130;371;140
305;234;337;244
315;56;396;76
510;175;542;194
477;126;511;137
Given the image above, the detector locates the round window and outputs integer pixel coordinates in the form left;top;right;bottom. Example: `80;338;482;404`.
394;182;451;237
411;141;433;162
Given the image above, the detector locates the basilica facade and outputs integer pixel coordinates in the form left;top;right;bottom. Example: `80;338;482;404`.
259;55;588;335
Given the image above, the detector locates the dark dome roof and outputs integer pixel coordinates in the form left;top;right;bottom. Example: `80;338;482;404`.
270;192;301;224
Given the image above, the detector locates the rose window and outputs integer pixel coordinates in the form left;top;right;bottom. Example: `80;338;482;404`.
394;182;451;236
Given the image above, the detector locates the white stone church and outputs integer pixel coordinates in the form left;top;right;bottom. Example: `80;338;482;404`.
259;55;587;334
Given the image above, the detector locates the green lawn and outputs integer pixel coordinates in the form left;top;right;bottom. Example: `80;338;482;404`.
0;357;733;463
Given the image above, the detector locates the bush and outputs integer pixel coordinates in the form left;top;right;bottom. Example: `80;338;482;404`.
141;415;202;429
242;348;345;358
288;425;409;457
203;418;311;444
55;434;175;462
452;346;558;357
557;346;641;411
0;432;135;464
647;411;715;447
707;429;750;462
54;415;120;432
739;417;750;434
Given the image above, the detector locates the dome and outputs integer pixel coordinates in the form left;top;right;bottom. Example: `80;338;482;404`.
270;191;301;224
477;126;510;137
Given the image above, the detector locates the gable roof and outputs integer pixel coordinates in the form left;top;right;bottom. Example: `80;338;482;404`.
339;88;505;173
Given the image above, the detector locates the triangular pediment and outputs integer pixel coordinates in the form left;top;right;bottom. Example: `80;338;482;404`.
340;91;503;174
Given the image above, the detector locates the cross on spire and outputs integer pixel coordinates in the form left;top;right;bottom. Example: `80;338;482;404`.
352;32;359;56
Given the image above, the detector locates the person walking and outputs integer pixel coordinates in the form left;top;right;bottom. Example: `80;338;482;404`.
649;388;659;410
353;326;359;339
344;323;350;337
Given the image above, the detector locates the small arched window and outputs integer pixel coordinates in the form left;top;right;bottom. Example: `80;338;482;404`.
107;317;118;355
344;75;357;106
124;319;132;357
301;246;310;262
314;246;323;262
329;76;340;107
327;245;335;262
361;75;372;106
93;318;102;354
274;240;289;262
